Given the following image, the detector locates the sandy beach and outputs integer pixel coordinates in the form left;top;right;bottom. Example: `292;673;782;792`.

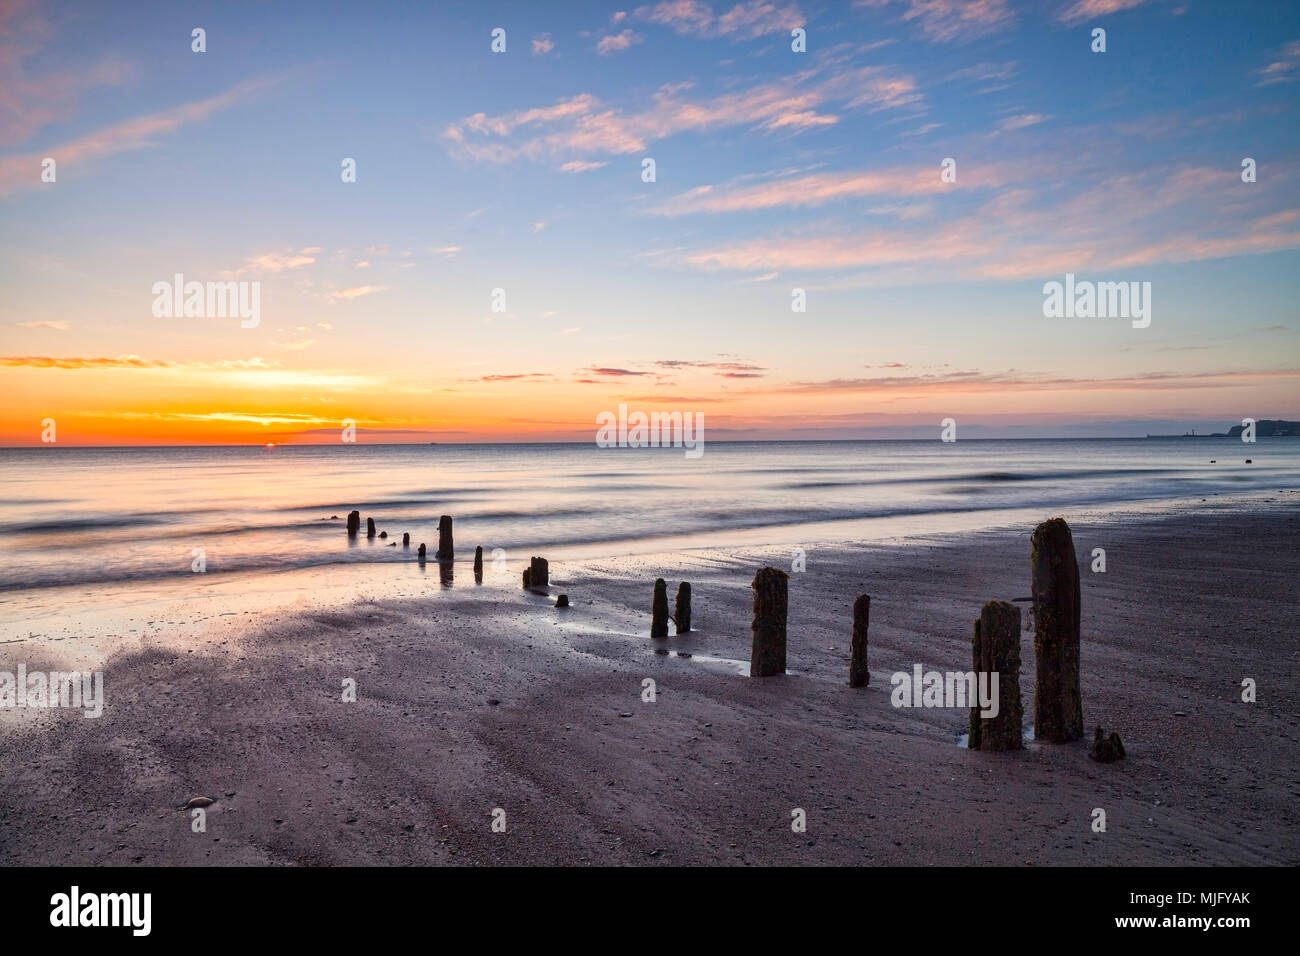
1;491;1297;866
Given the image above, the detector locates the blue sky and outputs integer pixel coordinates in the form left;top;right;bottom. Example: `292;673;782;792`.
1;0;1298;443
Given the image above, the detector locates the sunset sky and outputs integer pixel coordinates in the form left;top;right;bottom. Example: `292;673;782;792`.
1;0;1298;445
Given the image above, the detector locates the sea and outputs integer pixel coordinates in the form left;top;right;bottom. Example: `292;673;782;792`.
2;438;1295;594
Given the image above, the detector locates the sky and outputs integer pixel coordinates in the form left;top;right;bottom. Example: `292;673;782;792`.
1;0;1297;445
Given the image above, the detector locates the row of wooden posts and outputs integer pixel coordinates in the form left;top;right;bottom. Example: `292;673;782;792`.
345;510;566;603
655;517;1115;756
346;511;485;579
344;508;1113;756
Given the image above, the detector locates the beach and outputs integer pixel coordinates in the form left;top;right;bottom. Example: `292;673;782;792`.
2;490;1296;866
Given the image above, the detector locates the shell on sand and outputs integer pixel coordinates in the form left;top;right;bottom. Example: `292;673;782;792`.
184;796;214;809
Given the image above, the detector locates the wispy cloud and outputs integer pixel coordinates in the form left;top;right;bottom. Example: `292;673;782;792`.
857;0;1014;43
531;33;555;55
16;320;68;330
328;285;387;302
997;112;1050;131
597;29;644;54
649;163;999;216
1058;0;1147;26
234;246;319;275
442;57;919;165
0;75;281;196
0;355;275;370
0;0;134;147
634;1;805;41
1255;40;1300;86
560;160;608;173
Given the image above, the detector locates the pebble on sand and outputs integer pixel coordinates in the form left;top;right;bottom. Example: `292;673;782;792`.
556;594;570;608
183;796;214;810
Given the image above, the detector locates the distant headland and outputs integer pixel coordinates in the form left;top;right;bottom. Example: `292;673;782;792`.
1147;419;1299;438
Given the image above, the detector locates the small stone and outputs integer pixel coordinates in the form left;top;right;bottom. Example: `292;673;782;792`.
184;796;214;810
555;594;569;608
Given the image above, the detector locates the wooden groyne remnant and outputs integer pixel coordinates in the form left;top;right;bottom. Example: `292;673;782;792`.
651;579;669;637
437;515;454;560
674;583;691;634
1031;517;1083;743
849;595;870;687
347;511;360;537
750;567;788;677
968;600;1022;751
522;556;549;591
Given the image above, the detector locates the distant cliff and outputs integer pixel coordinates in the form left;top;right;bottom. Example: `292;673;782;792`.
1227;420;1300;438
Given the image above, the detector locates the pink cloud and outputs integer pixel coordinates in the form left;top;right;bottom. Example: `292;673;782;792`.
442;60;918;164
597;29;644;54
856;0;1014;42
1058;0;1147;25
635;1;803;40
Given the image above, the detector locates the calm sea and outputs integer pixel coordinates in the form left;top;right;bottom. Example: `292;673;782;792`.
0;439;1295;592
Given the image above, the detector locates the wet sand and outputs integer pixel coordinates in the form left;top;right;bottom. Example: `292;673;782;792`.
1;492;1297;865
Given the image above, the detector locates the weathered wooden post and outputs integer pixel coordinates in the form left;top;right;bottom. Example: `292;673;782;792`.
849;595;870;687
347;510;360;537
750;567;788;676
402;532;410;547
1031;517;1083;743
522;568;531;588
437;515;453;560
651;579;669;638
417;543;426;562
674;582;691;634
968;600;1022;751
529;556;549;589
473;546;483;581
366;517;376;539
